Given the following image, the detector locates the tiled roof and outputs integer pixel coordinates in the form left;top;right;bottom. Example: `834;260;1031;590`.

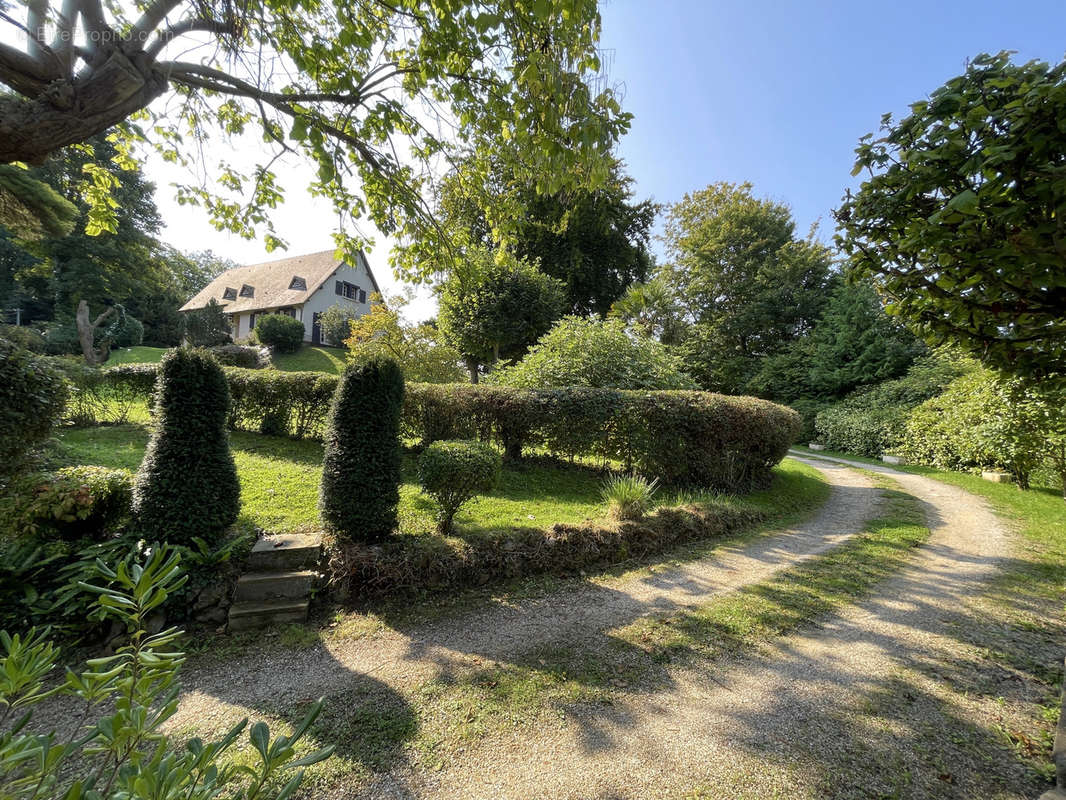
179;249;373;314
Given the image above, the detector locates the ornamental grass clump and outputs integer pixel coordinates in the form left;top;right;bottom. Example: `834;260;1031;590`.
417;440;501;534
601;473;659;521
320;357;404;541
132;347;240;544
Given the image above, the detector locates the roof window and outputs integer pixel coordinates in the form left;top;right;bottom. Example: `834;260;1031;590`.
239;284;255;298
289;276;307;290
222;287;237;300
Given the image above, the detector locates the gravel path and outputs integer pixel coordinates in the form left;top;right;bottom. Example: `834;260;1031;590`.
359;456;1013;799
158;455;1011;798
167;459;881;737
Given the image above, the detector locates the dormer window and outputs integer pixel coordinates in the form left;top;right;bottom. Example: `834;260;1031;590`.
239;284;254;298
222;287;237;300
289;276;306;290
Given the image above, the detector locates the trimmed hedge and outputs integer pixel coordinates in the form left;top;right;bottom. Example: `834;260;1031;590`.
0;337;68;474
102;366;799;491
132;348;240;544
328;500;767;603
320;357;405;541
418;440;501;533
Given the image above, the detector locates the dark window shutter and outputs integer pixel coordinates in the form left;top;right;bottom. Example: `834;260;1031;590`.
335;280;342;295
359;289;367;303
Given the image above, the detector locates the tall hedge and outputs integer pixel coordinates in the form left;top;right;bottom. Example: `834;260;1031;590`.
320;357;405;541
0;337;68;476
132;348;240;543
104;365;799;491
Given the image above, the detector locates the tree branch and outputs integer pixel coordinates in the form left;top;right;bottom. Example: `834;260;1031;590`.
128;0;184;47
145;17;240;60
0;39;55;95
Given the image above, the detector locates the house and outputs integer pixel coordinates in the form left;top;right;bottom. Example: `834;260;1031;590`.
180;249;381;345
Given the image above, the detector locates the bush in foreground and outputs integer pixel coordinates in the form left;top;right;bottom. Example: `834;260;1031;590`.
320;357;404;541
418;440;501;533
254;313;305;353
132;348;240;544
2;466;132;541
0;548;333;799
0;336;68;476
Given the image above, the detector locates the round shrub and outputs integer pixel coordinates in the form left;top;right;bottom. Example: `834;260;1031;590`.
254;314;304;353
320;356;404;541
106;311;144;348
0;337;68;476
3;466;133;541
417;440;501;533
209;344;266;369
132;348;240;543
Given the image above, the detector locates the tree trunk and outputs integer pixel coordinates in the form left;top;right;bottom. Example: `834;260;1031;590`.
76;299;115;365
466;356;479;384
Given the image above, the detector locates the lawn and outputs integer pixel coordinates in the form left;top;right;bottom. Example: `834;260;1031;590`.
104;345;167;365
53;424;606;537
271;345;346;374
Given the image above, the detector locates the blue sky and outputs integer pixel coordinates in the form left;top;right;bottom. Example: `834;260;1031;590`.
598;0;1066;255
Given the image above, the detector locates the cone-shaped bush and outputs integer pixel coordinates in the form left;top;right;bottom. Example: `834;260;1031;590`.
132;348;240;543
320;356;404;541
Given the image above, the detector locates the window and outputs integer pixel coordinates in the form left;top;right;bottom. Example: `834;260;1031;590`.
279;307;297;318
289;276;306;290
335;280;360;300
239;284;255;298
222;287;237;300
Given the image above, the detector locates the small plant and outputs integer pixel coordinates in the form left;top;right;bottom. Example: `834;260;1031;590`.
0;547;334;798
417;439;501;533
601;473;659;521
254;313;305;353
132;347;240;544
320;356;404;541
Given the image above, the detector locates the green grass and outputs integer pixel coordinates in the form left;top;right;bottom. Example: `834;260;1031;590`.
104;345;167;365
52;424;605;537
270;345;346;374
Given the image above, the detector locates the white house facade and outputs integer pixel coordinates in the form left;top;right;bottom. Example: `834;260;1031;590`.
179;250;380;345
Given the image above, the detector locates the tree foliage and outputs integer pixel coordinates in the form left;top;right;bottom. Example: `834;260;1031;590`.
0;0;628;256
405;158;657;314
346;294;465;383
836;51;1066;377
0;337;68;476
491;316;697;390
437;249;567;379
661;182;835;394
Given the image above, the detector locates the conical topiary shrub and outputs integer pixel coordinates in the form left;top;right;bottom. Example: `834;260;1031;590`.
132;348;240;543
319;356;404;541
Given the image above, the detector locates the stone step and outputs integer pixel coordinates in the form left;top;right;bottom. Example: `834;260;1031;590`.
248;533;321;572
233;569;315;603
228;598;309;631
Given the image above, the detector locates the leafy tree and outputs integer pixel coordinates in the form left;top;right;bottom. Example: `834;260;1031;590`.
661;182;835;394
437;249;566;381
805;281;924;398
319;303;359;347
836;52;1066;377
0;164;77;240
184;300;232;347
346;294;465;384
492;316;696;389
609;276;686;344
0;0;628;256
399;158;656;315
